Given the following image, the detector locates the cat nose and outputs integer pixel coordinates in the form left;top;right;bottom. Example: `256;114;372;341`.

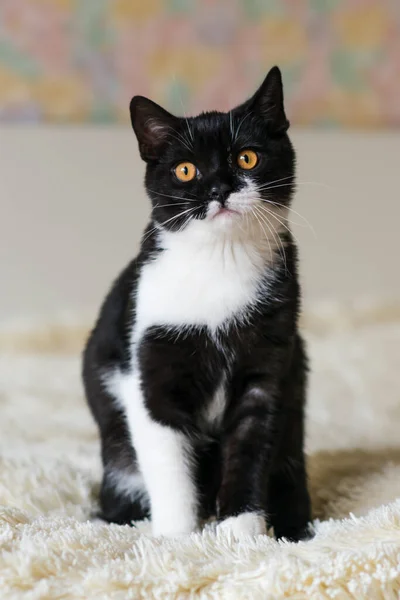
210;184;232;205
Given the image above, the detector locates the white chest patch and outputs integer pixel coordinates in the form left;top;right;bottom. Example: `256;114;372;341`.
134;217;272;336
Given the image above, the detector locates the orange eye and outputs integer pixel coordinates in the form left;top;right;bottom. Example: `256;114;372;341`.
237;149;258;170
174;162;197;182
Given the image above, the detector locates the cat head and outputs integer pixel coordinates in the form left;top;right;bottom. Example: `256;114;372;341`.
130;67;295;238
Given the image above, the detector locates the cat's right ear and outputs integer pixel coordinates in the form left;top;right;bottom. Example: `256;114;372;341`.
130;96;178;161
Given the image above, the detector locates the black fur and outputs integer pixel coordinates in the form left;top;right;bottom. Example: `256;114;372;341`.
83;66;312;541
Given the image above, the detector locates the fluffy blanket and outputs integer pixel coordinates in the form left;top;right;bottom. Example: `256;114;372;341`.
1;301;400;599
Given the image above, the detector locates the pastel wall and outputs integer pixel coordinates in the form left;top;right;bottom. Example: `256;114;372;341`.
0;0;399;126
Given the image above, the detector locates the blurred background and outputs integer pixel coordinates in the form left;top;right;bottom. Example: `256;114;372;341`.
0;0;399;321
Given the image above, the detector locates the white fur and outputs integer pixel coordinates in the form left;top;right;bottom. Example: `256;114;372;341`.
203;377;227;430
217;512;267;539
217;512;267;540
106;469;149;510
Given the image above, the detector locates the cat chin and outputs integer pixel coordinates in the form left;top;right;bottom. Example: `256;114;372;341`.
205;214;248;238
182;209;258;241
208;210;242;229
206;203;247;228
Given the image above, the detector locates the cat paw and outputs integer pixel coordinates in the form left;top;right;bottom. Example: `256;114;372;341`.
152;527;200;538
217;512;267;540
274;523;314;542
151;516;200;538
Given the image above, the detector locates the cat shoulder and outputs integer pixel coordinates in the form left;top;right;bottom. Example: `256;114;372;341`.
83;256;140;370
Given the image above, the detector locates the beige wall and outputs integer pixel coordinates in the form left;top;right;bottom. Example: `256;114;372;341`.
1;127;399;322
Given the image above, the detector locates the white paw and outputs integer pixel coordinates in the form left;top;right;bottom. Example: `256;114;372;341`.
151;517;199;538
217;512;267;540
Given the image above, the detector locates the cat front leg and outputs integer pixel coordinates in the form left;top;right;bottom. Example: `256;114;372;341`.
119;372;198;537
216;378;281;539
267;339;312;542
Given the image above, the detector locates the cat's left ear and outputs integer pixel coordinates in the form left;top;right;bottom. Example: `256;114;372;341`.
130;96;178;161
245;66;289;133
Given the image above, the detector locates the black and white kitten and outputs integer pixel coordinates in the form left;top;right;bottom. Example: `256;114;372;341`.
83;66;312;541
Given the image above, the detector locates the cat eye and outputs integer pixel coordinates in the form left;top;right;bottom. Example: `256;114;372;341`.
174;162;197;182
237;149;258;170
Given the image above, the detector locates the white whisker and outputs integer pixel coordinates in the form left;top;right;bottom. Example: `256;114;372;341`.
255;175;295;189
173;72;194;144
233;112;252;143
141;224;159;244
148;189;197;202
157;206;197;229
257;182;295;192
142;206;197;243
251;206;273;260
263;200;316;237
254;205;288;274
257;204;301;248
257;180;332;192
229;111;234;140
154;202;192;210
254;203;308;229
166;131;193;153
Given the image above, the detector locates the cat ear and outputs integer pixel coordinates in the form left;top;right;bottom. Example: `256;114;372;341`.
130;96;178;161
247;66;289;133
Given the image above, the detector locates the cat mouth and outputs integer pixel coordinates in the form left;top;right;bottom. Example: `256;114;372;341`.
211;207;240;219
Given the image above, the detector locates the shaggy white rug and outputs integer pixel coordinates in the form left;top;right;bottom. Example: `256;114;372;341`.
1;300;400;599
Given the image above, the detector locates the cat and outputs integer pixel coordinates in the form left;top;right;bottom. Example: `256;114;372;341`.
82;66;312;541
